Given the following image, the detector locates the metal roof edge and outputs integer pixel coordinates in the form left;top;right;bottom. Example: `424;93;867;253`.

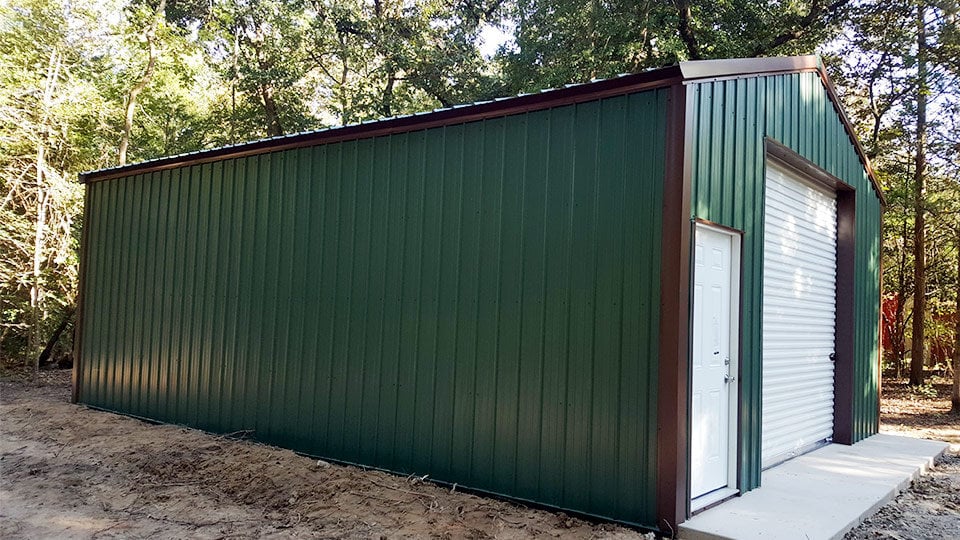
80;65;684;183
79;55;884;206
678;55;821;80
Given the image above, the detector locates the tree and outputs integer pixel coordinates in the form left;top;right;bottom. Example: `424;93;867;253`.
498;0;854;93
834;0;959;384
953;240;960;413
301;0;502;125
910;3;929;386
0;0;109;368
119;0;168;165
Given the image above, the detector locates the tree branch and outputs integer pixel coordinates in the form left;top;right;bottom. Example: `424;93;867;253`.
750;0;850;57
673;0;701;60
119;0;166;165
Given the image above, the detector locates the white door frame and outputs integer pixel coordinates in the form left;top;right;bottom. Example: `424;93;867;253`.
690;221;742;511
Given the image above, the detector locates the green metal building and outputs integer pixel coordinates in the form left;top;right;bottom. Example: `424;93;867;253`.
74;56;883;531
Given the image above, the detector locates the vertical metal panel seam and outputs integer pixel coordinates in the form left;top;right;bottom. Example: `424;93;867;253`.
304;146;326;447
374;138;392;460
446;128;462;474
511;114;529;493
142;172;160;418
131;173;148;414
534;111;551;500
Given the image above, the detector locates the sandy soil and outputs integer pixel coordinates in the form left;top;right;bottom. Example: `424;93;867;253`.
3;370;958;539
844;449;960;540
878;377;960;444
846;377;960;540
0;370;649;539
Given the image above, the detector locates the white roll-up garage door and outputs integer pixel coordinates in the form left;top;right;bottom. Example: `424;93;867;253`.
762;161;837;468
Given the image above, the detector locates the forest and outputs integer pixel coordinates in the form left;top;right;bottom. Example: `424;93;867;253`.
1;0;958;403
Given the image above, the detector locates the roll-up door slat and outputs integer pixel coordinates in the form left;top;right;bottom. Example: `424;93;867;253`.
762;161;837;468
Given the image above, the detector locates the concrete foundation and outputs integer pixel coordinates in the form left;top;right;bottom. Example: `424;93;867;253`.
679;434;949;540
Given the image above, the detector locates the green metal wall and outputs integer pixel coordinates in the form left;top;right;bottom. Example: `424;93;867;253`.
78;90;669;525
688;72;882;491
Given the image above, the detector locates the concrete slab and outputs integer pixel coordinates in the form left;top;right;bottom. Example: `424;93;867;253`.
678;434;949;540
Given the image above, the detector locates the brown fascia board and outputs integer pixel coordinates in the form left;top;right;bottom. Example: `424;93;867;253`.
679;55;885;205
81;55;884;205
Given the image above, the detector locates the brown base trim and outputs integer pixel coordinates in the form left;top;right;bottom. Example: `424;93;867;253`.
656;83;693;531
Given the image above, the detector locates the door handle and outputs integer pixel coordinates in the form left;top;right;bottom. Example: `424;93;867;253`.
829;353;836;362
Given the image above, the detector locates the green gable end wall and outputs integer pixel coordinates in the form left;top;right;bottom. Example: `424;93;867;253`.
688;72;882;491
77;90;669;526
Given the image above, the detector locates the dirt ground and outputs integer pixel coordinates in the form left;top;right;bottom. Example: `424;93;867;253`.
877;377;960;444
846;377;960;540
2;370;958;539
0;370;649;539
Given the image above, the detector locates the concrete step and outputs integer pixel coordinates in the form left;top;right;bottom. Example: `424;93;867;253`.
678;434;949;540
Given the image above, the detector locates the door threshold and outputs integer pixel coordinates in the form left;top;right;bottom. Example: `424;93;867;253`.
691;487;738;514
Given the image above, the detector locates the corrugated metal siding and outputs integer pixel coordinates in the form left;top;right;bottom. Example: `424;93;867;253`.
688;73;882;490
78;90;669;525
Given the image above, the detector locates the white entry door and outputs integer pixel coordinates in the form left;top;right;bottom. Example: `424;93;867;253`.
762;161;837;467
691;224;739;500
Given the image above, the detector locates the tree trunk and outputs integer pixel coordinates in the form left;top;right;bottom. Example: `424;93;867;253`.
909;4;927;387
260;84;284;137
30;160;47;374
29;49;60;376
894;217;909;378
37;307;74;366
338;33;351;125
674;0;701;60
231;26;239;144
119;0;166;165
381;73;396;117
952;231;960;414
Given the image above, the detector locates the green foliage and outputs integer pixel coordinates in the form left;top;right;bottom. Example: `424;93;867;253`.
498;0;851;93
0;0;957;375
833;0;960;378
0;0;102;363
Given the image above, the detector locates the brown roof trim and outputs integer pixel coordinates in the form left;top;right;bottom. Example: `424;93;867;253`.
81;55;884;205
80;66;683;183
